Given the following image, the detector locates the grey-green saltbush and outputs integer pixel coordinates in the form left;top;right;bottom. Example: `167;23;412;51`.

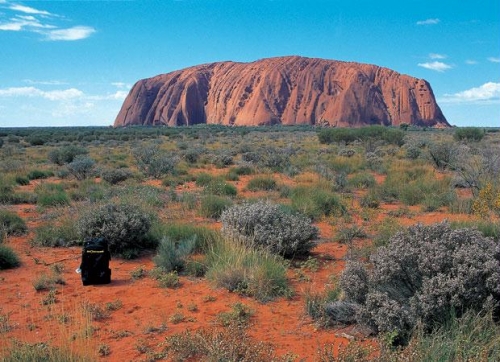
337;221;500;344
221;200;318;258
77;203;153;257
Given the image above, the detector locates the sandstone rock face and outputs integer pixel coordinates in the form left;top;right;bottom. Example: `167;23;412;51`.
114;56;449;128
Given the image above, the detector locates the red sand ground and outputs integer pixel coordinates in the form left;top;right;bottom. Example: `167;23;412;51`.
0;175;481;361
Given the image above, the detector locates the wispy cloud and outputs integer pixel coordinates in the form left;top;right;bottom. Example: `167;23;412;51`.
418;61;452;72
465;60;478;65
0;86;84;100
23;79;68;86
0;85;128;101
429;53;446;59
9;4;51;16
0;2;95;41
440;82;500;104
45;26;96;41
487;57;500;63
417;18;440;25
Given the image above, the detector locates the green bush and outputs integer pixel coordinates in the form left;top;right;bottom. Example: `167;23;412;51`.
318;126;405;146
246;176;277;191
31;219;79;247
199;195;232;219
348;172;376;189
206;236;290;301
149;222;218;253
100;168;132;185
454;127;485;142
0;244;20;269
77;203;153;257
153;236;197;272
290;185;346;221
203;179;237;197
35;183;70;207
27;169;54;180
221;200;318;258
195;173;213;187
67;156;96;180
133;144;179;178
0;210;27;235
48;145;88;165
14;176;30;186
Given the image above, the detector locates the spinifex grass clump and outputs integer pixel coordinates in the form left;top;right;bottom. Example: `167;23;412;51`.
0;244;20;270
0;209;27;236
205;236;290;302
221;200;318;258
334;221;500;345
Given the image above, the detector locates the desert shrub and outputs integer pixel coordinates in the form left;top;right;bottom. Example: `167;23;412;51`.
27;169;54;180
241;151;261;163
195;172;213;187
133;144;179;178
67;156;96;180
257;147;292;172
203;179;237;197
153;236;197;272
221;200;318;258
290;185;346;221
348;172;376;189
183;148;203;164
0;244;20;269
246;176;277;191
318;126;404;146
14;175;29;186
205;236;290;301
164;324;283;362
31;218;79;247
68;179;108;203
428;140;456;170
77;203;153;257
100;168;132;184
149;222;218;253
211;152;233;168
337;222;500;345
199;195;232;219
232;165;254;175
383;307;500;361
0;210;27;235
35;183;70;207
359;189;380;209
454;127;485;142
48;145;88;165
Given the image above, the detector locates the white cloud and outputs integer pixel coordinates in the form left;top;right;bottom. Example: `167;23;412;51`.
440;82;500;104
23;79;68;86
0;3;95;41
0;14;56;31
487;57;500;63
9;4;51;16
417;61;452;72
429;53;446;59
45;26;96;41
111;82;132;89
417;18;440;25
465;60;478;65
0;86;83;100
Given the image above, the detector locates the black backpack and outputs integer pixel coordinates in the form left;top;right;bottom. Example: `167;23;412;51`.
80;237;111;286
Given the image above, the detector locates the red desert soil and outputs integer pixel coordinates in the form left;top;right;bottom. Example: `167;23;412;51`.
0;176;480;361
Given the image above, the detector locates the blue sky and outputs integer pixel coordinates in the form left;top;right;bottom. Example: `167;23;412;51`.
0;0;499;127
